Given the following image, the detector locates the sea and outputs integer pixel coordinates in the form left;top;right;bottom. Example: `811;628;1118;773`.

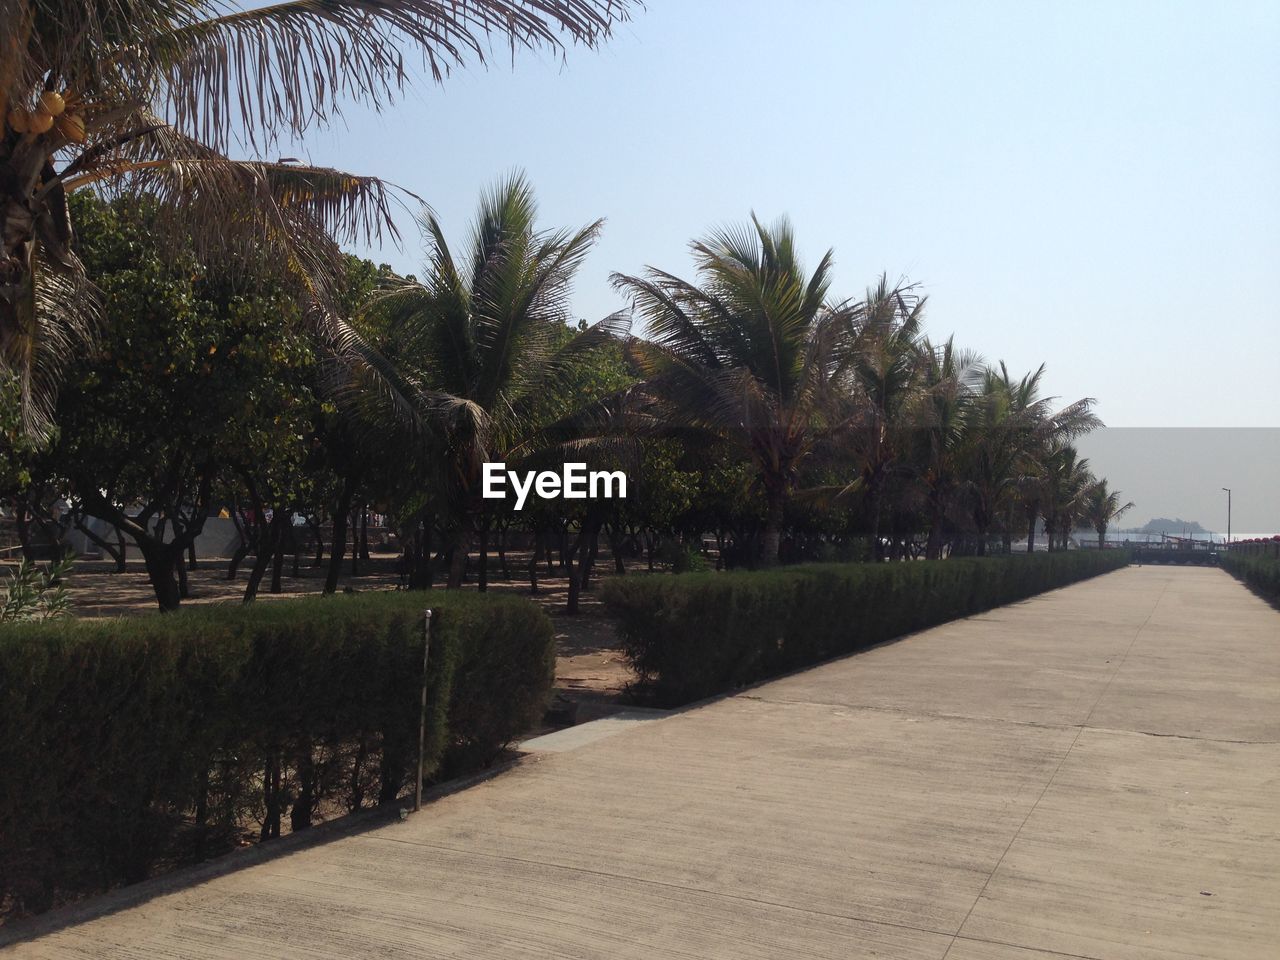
1080;532;1276;546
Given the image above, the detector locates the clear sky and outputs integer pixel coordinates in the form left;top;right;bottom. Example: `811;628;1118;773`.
291;0;1279;428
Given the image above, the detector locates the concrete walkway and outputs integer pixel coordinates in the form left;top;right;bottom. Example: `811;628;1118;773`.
6;567;1278;959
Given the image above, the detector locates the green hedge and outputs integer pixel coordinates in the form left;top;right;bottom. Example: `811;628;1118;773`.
603;551;1130;706
1220;552;1280;603
0;591;553;918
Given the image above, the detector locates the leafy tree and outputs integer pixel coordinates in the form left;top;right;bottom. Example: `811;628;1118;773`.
908;336;983;559
833;277;925;560
0;0;634;431
613;215;844;567
960;363;1100;556
1083;479;1134;550
50;192;320;609
1039;442;1093;551
369;173;625;591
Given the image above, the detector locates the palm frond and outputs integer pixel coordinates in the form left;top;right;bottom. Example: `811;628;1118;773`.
0;251;100;436
44;0;635;152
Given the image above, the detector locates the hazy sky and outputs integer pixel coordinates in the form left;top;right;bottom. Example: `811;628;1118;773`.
1076;429;1279;533
291;0;1279;428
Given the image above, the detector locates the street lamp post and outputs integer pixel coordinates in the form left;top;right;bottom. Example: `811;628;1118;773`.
1221;487;1231;546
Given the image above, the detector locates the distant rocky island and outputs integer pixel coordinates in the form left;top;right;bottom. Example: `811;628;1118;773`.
1128;518;1209;535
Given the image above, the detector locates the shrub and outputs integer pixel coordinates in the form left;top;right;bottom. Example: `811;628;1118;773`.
654;538;710;573
1220;552;1280;604
0;590;553;919
603;551;1130;706
1;555;74;623
441;597;556;774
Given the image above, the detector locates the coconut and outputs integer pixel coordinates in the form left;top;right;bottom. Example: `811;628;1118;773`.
28;109;54;134
6;107;29;133
54;112;86;143
39;91;66;117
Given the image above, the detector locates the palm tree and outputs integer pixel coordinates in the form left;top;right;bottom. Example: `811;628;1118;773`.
1039;442;1093;551
908;336;983;559
835;277;925;560
612;215;844;567
960;370;1020;555
1083;479;1134;550
0;0;633;430
961;363;1099;555
369;172;624;589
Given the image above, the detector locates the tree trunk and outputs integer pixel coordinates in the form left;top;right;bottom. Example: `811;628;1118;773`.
477;513;490;593
175;551;190;599
497;522;510;580
408;521;434;590
290;748;316;832
226;539;250;580
760;493;785;568
582;522;601;590
446;522;468;589
867;483;884;563
567;514;604;614
79;468;214;609
244;513;285;602
324;476;357;595
925;499;944;561
310;517;324;567
139;541;182;612
558;524;571;569
359;507;370;561
528;528;542;593
74;514;126;571
13;500;35;561
227;503;251;579
349;507;360;575
260;756;282;841
566;540;585;614
348;735;370;812
888;513;903;562
609;522;626;575
270;544;284;594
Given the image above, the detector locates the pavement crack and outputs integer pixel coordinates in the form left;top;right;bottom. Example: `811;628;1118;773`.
949;933;1106;960
1098;728;1278;745
739;694;1078;733
939;575;1171;960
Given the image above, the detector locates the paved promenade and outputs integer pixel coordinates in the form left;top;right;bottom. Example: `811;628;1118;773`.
6;566;1277;959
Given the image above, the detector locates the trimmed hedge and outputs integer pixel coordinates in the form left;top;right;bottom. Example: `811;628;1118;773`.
0;591;553;918
603;551;1130;706
1220;552;1280;604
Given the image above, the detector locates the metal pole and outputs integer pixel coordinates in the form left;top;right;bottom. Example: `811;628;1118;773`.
1222;487;1231;546
414;609;432;813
